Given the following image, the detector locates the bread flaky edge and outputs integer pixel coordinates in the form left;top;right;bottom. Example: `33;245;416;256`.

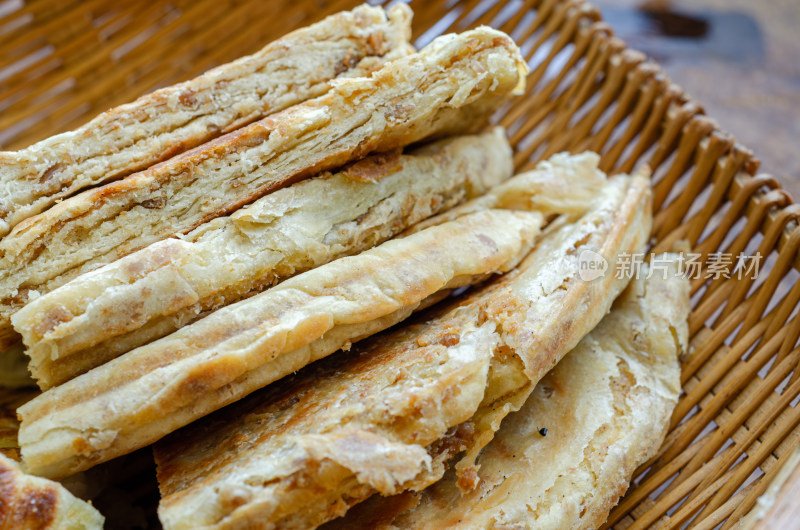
13;129;514;389
18;207;542;479
0;26;526;353
0;4;413;237
332;257;689;529
152;166;652;530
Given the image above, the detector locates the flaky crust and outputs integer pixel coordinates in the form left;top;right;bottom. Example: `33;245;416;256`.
155;315;500;530
347;258;689;530
424;169;653;481
0;454;103;529
0;26;526;355
152;160;651;530
408;150;607;233
19;206;542;479
13;129;514;389
0;4;412;237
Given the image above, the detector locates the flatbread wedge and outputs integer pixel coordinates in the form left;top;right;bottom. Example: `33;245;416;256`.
151;167;651;529
1;388;103;528
338;256;689;529
13;129;514;389
407;149;609;234
0;454;104;529
421;169;653;486
0;4;412;237
0;26;527;353
19;205;543;479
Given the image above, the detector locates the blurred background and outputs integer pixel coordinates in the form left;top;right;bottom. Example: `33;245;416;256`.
591;0;800;198
1;0;798;196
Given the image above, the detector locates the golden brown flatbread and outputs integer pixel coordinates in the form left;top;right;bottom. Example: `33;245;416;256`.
19;204;542;479
407;150;608;233
13;129;514;389
331;257;689;529
0;387;103;528
0;26;526;355
0;454;104;529
0;4;412;237
152;168;651;529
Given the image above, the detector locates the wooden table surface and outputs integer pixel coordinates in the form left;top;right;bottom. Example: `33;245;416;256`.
592;0;800;199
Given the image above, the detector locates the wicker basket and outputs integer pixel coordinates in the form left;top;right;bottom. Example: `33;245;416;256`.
3;0;800;528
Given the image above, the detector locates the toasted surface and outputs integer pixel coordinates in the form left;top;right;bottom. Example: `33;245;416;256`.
0;454;104;530
152;165;651;530
155;312;499;530
408;150;608;233
435;169;653;482
0;26;527;347
0;4;412;237
19;204;542;479
343;259;689;530
13;129;514;389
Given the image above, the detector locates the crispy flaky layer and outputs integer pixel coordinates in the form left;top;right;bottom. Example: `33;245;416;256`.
0;26;527;350
151;162;651;530
13;129;514;390
19;205;543;479
409;167;653;487
0;4;413;237
407;150;609;234
156;310;502;530
329;259;689;530
1;386;103;529
0;454;104;530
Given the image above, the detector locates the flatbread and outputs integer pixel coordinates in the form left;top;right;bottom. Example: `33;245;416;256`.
155;307;501;530
13;129;514;389
19;206;542;479
339;257;689;529
434;169;652;484
0;26;527;353
152;168;651;529
407;150;608;234
0;387;103;528
0;454;104;530
0;4;412;237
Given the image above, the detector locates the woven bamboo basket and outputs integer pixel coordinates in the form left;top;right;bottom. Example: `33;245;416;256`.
2;0;800;528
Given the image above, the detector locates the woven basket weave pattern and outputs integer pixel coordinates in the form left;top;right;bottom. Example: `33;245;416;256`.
3;0;800;528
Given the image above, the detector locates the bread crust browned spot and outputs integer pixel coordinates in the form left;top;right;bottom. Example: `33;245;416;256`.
342;149;404;182
0;454;103;528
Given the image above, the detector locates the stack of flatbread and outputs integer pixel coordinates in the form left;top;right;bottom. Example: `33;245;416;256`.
0;4;691;529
